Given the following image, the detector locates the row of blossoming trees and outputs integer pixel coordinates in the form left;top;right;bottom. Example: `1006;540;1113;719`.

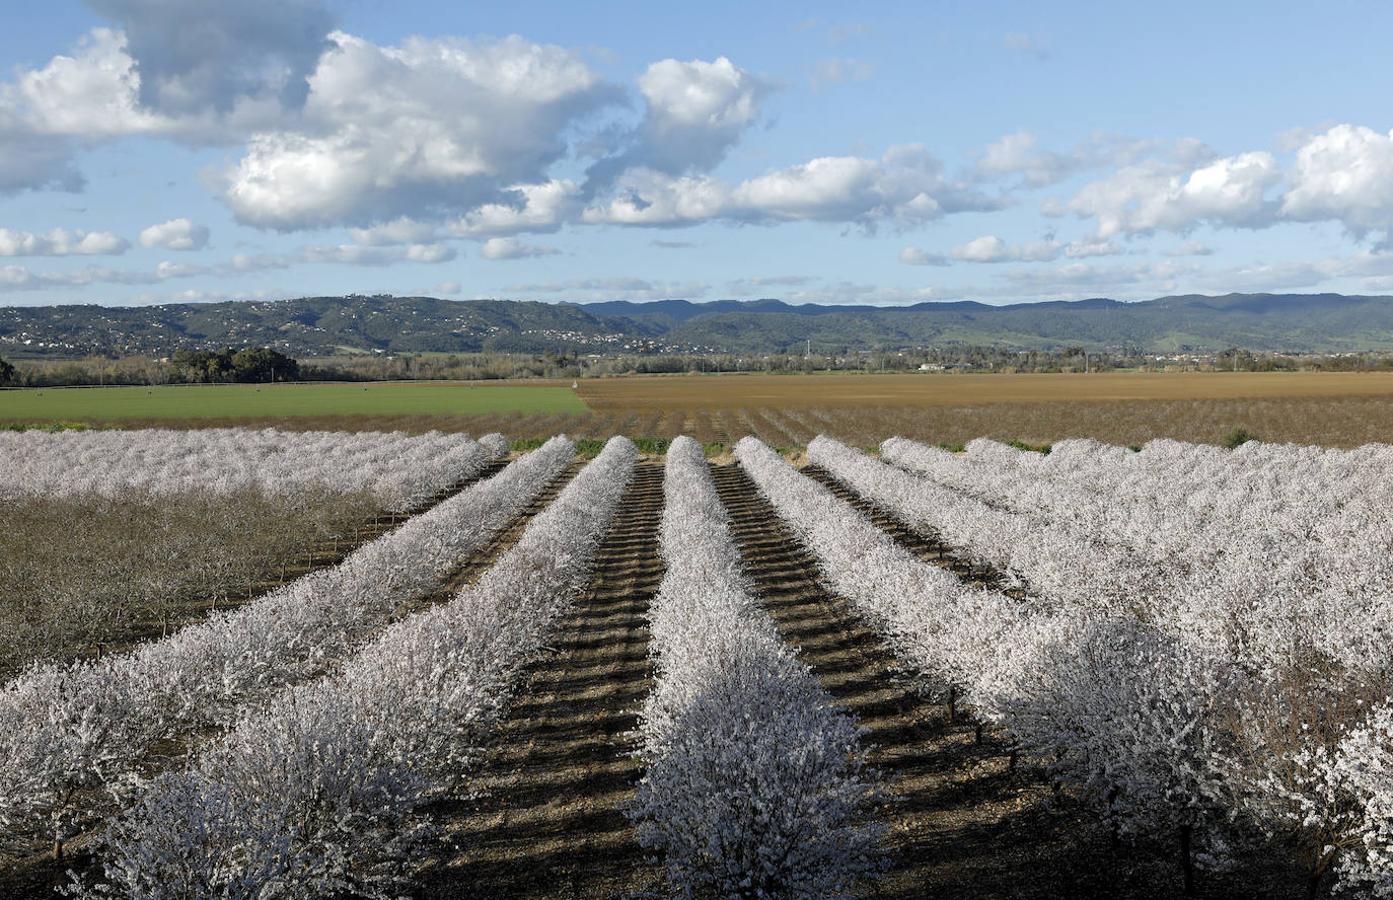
794;433;1393;897
5;426;1393;896
0;429;505;678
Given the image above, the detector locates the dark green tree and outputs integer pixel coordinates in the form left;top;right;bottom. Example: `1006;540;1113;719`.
0;354;15;385
230;347;299;383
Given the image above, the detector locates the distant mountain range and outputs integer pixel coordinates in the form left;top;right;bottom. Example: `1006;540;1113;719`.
6;292;1393;357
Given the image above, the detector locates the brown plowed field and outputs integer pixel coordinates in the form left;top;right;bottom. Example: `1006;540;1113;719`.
68;371;1393;447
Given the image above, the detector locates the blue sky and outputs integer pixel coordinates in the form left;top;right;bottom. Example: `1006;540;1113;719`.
2;0;1393;307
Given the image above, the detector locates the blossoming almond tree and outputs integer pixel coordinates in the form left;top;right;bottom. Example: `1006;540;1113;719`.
632;436;881;897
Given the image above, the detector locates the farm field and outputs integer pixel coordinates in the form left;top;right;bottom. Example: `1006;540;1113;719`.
10;371;1393;447
0;380;584;422
5;426;1392;898
579;370;1393;409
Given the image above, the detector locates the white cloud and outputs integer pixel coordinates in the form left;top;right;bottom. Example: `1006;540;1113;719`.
349;217;441;246
585;145;999;227
5;28;164;139
1068;150;1280;238
222;32;617;229
0;227;128;256
586;56;766;187
899;247;948;266
138;217;209;251
952;234;1062;263
1281;124;1393;238
976;132;1074;187
449;179;581;238
479;237;561;260
581;169;731;226
298;242;457;266
636;57;763;170
0;260;204;291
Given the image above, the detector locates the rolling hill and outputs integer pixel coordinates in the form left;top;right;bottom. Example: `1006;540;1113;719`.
5;292;1393;358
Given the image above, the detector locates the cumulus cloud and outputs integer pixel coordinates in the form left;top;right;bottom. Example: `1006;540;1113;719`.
138;217;209;251
479;237;561;260
0;26;296;194
222;33;618;230
586;56;766;189
976;132;1074;187
4;28;164;139
585;145;1001;228
0;227;128;256
945;234;1123;263
349;217;441;246
952;235;1062;263
1281;124;1393;238
448;179;581;238
84;0;334;114
298;242;457;266
635;57;764;170
1067;150;1281;238
0;260;200;291
899;246;948;266
973;132;1196;190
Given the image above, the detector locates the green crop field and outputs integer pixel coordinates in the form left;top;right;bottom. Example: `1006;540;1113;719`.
0;381;587;423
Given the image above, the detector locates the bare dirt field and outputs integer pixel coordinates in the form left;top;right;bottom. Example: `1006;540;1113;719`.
52;372;1393;448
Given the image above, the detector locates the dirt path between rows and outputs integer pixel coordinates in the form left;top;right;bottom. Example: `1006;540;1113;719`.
709;460;1197;899
416;460;665;899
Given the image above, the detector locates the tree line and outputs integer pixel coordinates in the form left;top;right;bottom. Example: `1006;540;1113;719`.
8;343;1393;389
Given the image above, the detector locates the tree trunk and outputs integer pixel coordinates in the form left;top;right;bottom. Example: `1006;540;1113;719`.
1307;849;1335;900
947;686;957;723
53;836;63;861
1008;746;1019;769
975;722;984;744
1179;823;1196;896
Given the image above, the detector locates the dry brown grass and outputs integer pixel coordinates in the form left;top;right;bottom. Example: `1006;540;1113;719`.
0;488;378;681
